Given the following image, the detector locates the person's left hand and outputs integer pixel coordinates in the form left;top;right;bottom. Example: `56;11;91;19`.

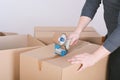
68;53;98;71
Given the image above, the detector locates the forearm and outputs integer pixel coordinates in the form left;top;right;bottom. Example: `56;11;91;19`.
75;0;101;34
103;24;120;52
74;16;91;34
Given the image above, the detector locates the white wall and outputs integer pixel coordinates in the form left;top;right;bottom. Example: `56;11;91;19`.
0;0;107;35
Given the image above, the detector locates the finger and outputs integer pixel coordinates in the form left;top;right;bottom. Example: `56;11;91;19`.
67;58;74;62
71;61;82;64
68;56;85;62
74;55;86;59
70;59;84;64
70;38;76;45
68;58;78;62
73;56;85;61
74;40;78;45
74;55;85;58
74;53;88;58
68;35;72;39
72;40;78;46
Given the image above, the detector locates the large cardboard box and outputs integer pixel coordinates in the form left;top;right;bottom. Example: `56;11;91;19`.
20;41;108;80
0;32;18;36
0;35;45;80
34;26;104;45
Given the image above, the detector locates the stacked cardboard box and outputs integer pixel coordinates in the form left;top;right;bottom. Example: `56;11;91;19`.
0;35;45;80
0;32;17;36
20;40;108;80
34;26;104;45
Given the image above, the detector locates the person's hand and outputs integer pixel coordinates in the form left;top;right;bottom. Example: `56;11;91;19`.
68;32;80;46
68;53;98;71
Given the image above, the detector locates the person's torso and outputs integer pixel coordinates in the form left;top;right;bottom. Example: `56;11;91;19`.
103;0;120;10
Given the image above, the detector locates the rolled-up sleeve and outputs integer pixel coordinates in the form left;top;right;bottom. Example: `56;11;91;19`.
103;23;120;52
81;0;101;19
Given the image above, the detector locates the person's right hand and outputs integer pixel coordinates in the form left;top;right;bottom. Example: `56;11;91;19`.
68;32;80;46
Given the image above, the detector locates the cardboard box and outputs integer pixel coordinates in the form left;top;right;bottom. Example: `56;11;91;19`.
0;35;45;80
0;32;5;36
0;32;18;36
20;41;108;80
34;26;104;45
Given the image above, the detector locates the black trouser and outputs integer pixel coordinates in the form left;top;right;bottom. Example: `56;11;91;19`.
107;47;120;80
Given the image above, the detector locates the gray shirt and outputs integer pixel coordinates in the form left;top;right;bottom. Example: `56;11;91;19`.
81;0;120;52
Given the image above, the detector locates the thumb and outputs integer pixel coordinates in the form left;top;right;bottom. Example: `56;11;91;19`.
72;40;78;46
70;38;76;45
68;35;72;40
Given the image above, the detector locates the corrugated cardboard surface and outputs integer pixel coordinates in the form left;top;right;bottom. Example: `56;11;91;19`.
34;26;103;45
0;35;45;80
20;41;108;80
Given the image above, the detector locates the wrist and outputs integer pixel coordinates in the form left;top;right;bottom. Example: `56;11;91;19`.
93;46;110;62
74;25;83;35
74;30;81;35
93;46;110;61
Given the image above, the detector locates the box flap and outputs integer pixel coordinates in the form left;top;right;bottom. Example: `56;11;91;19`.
27;35;45;47
0;35;45;50
0;35;27;50
0;32;5;36
0;32;17;36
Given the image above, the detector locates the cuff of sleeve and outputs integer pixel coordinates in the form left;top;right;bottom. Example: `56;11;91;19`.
81;12;94;19
103;40;118;53
80;6;97;19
